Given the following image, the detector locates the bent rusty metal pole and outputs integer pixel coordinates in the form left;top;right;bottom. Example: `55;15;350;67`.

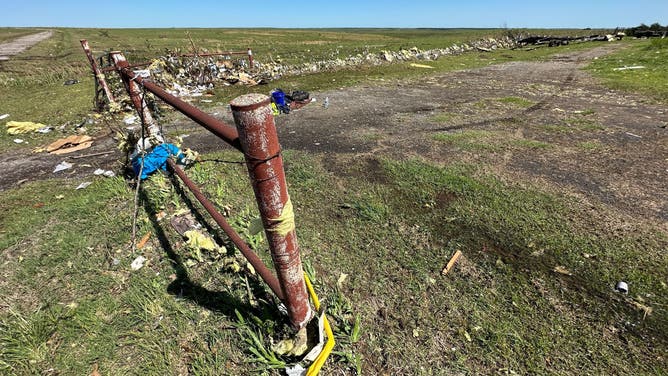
230;94;312;329
80;39;116;110
109;51;158;134
166;159;285;301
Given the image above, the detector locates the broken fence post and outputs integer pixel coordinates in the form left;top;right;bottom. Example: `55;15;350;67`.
80;39;116;111
230;93;312;329
109;51;160;137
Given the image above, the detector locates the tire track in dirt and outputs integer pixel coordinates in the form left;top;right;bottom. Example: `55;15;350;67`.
0;30;53;61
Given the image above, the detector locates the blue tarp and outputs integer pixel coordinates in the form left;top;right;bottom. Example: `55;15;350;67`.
131;143;183;180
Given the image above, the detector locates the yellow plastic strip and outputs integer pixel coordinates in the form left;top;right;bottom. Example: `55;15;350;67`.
304;273;335;376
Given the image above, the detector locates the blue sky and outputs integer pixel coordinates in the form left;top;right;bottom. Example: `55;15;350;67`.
3;0;666;28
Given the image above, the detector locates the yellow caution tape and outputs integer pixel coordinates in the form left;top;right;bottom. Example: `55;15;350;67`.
266;198;295;237
304;273;335;376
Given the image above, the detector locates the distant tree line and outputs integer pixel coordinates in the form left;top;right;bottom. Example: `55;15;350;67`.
625;23;667;37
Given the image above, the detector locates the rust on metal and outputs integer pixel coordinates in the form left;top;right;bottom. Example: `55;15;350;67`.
247;48;254;69
109;51;157;130
166;159;285;301
80;39;116;110
231;93;312;329
112;60;242;151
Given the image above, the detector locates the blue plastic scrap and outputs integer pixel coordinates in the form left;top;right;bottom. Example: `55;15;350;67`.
131;143;184;180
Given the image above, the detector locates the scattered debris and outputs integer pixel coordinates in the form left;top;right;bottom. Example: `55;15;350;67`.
410;63;435;69
93;168;116;177
632;301;652;319
442;250;463;275
131;143;184;180
0;114;9;120
131;255;147;270
53;161;73;173
336;273;348;288
170;212;201;236
13;138;24;144
137;232;152;249
323;97;329;109
553;266;573;276
123;115;137;125
47;135;94;155
184;230;216;252
612;65;646;71
625;132;642;138
75;182;92;190
37;126;53;134
615;281;629;294
63;79;79;85
6;121;46;134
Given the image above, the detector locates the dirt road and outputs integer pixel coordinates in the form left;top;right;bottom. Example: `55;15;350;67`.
0;30;53;61
2;44;666;227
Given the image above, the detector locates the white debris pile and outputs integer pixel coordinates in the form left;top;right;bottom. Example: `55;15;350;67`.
142;36;517;97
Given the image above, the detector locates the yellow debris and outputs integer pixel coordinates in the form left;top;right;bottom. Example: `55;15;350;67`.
6;121;45;134
184;230;216;251
410;63;434;69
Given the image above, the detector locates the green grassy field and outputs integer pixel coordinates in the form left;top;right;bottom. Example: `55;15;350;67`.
1;28;666;375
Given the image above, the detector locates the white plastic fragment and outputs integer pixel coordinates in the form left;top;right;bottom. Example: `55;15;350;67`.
123;115;137;125
53;161;73;173
615;281;629;294
13;138;24;144
94;168;116;177
131;255;147;270
75;182;92;190
284;364;307;376
0;114;9;120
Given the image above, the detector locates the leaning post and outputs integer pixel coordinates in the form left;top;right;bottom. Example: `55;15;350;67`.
80;39;116;110
230;94;312;330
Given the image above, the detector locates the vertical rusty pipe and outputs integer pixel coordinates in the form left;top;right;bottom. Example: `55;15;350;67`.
80;39;116;109
247;48;254;69
166;159;285;301
109;51;158;134
230;94;312;329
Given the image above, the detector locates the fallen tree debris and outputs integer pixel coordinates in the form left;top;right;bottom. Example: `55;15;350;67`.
442;250;463;275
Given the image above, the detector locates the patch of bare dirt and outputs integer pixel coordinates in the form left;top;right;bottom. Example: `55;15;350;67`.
2;44;666;228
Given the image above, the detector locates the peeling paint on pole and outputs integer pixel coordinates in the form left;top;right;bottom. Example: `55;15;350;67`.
80;39;116;110
231;94;312;329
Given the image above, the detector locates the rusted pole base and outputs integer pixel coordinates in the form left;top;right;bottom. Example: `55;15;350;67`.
80;39;116;110
230;94;312;329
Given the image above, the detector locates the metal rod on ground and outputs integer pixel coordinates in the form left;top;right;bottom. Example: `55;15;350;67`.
80;39;116;110
166;159;285;301
231;94;312;330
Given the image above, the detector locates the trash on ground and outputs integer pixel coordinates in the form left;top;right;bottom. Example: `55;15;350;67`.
336;272;348;288
123;115;137;125
553;265;572;276
93;168;115;177
323;97;329;109
131;143;184;180
170;212;201;236
47;135;94;155
285;364;307;376
625;132;642;138
137;232;152;250
53;161;73;173
442;250;463;275
63;79;79;85
410;63;435;69
75;182;92;190
0;114;9;120
13;138;24;144
615;281;629;294
131;255;147;270
184;230;216;251
632;301;652;319
37;126;53;134
6;121;46;134
612;66;645;71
